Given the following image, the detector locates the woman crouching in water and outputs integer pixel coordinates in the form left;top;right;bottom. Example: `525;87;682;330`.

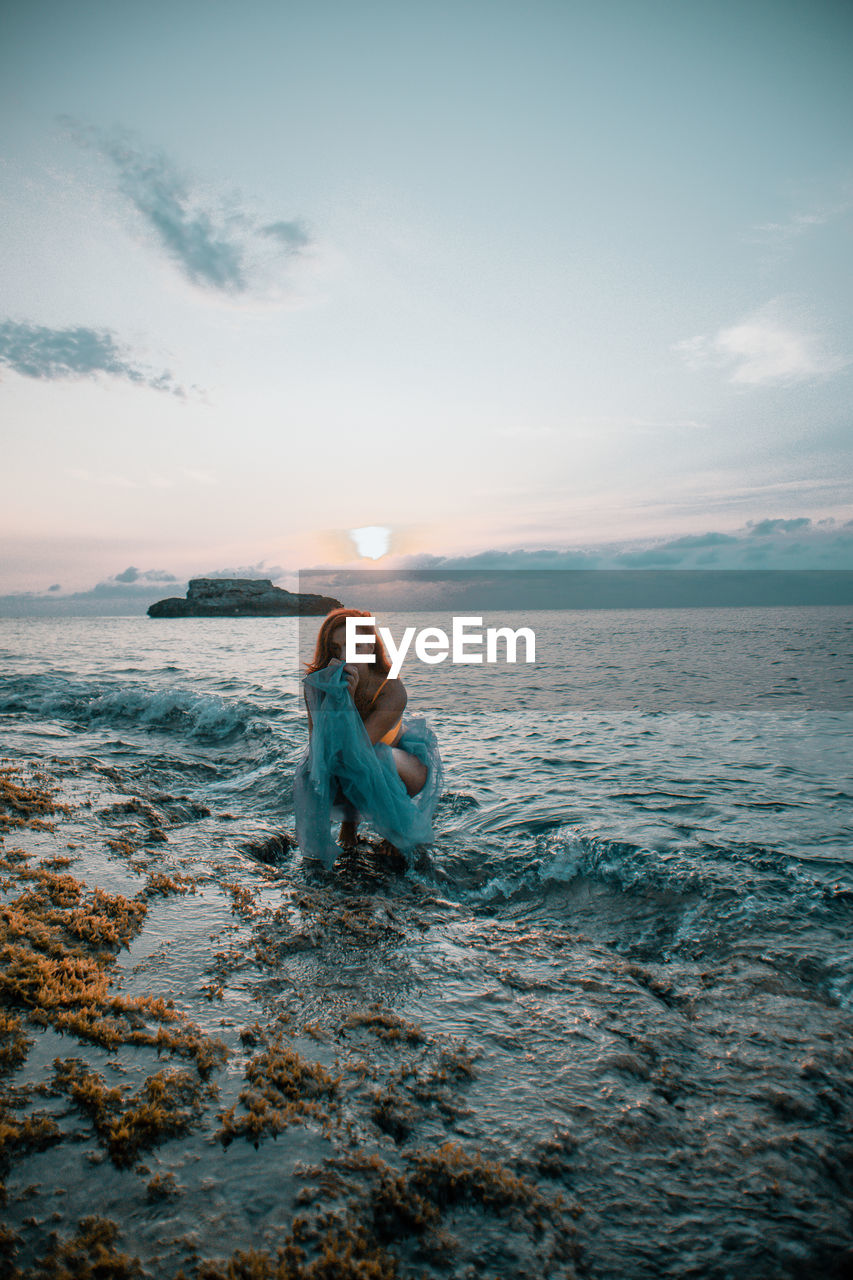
304;608;428;850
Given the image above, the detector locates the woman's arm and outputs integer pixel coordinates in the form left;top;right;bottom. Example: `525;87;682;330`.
362;680;407;746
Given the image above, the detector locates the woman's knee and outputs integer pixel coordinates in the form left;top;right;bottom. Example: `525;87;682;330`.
408;760;428;796
394;750;427;797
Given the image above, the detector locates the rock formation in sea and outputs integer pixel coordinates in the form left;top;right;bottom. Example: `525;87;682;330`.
147;578;341;618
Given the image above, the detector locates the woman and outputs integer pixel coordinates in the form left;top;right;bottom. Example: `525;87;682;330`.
294;608;442;865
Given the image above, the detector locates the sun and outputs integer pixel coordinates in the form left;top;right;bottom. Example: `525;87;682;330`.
349;526;391;560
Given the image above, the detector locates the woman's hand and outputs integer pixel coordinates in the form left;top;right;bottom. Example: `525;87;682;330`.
341;663;360;696
326;656;359;696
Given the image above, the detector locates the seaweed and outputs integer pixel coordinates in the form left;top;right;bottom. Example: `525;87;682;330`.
407;1140;552;1212
0;767;226;1077
53;1058;208;1168
340;1007;425;1046
0;1102;62;1168
0;1223;20;1279
369;1088;417;1144
30;1216;143;1280
144;872;198;897
0;1011;32;1073
218;1035;340;1147
288;1141;580;1277
105;837;137;856
181;1222;402;1279
222;881;259;918
0;766;63;832
147;1170;181;1200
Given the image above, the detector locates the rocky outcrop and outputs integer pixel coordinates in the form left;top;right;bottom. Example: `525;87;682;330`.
147;578;341;618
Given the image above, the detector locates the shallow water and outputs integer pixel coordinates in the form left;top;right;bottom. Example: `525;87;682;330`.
1;608;852;1277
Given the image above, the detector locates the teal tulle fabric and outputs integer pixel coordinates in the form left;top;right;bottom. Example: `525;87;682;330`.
293;661;443;867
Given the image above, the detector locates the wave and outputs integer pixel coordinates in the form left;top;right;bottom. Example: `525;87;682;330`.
0;674;265;743
461;824;850;908
430;826;853;1006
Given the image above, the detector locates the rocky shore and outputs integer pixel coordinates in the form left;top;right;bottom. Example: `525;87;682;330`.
0;759;582;1280
147;578;341;618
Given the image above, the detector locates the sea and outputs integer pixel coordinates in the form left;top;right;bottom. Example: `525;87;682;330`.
1;607;852;1279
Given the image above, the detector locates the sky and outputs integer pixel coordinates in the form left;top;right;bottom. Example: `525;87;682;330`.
1;0;852;609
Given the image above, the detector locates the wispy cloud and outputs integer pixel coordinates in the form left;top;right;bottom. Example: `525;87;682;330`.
0;320;184;394
750;186;853;246
262;221;311;251
753;209;835;243
66;122;312;299
674;301;849;386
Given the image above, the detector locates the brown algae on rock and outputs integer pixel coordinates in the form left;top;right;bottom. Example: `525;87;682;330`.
20;1215;143;1280
218;1033;340;1147
143;872;199;898
341;1006;426;1046
0;768;226;1076
0;765;66;833
0;764;228;1228
53;1058;210;1168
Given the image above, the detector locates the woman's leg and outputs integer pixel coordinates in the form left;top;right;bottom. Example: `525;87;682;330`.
332;779;359;846
391;748;428;797
372;751;427;860
339;818;358;847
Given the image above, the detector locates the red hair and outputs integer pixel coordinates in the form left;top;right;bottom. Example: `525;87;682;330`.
305;608;391;675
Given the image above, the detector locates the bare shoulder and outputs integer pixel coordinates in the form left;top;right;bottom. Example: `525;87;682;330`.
378;676;407;710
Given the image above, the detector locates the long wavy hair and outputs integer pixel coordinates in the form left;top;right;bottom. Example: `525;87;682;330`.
305;608;392;676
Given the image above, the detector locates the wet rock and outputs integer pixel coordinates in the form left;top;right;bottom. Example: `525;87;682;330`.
147;578;341;617
244;831;292;865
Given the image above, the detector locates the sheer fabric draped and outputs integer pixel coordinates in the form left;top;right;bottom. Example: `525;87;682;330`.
294;662;443;866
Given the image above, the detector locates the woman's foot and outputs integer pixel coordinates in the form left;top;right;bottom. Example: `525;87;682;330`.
339;820;358;848
374;838;406;868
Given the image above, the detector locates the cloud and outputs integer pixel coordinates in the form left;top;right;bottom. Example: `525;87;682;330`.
752;210;836;244
751;187;853;247
0;567;185;616
100;567;179;589
0;320;184;394
674;302;849;386
2;560;320;617
67;123;313;299
1;561;302;616
748;517;811;537
390;516;853;572
102;137;245;291
262;221;311;250
658;532;739;550
113;566;181;584
199;560;288;581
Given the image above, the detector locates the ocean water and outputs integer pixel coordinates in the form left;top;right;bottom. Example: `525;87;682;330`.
1;607;852;1278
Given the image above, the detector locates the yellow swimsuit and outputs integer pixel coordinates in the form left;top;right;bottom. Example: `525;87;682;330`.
368;678;402;746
